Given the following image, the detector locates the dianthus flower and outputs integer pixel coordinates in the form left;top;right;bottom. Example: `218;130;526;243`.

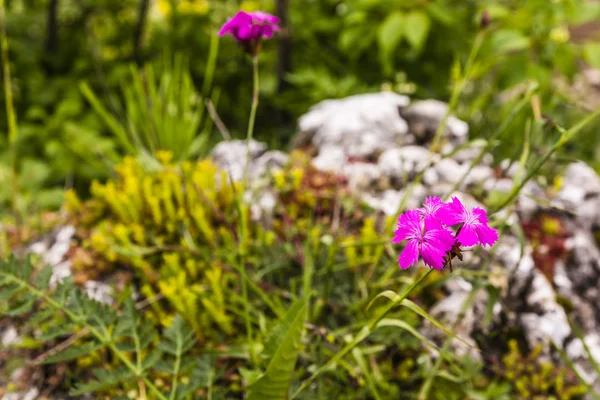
393;210;455;270
439;197;498;247
219;11;280;55
417;196;448;228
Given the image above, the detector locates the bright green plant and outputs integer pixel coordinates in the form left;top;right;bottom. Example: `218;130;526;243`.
80;51;216;165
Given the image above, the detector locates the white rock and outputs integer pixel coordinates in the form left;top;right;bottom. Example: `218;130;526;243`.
211;139;267;182
296;92;411;159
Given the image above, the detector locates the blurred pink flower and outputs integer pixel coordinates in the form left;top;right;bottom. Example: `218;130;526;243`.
219;11;280;43
439;197;498;247
393;210;455;270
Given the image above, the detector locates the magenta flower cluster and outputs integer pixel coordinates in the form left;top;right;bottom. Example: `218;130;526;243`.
393;196;498;270
219;11;280;55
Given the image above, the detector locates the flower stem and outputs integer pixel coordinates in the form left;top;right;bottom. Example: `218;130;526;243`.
239;55;260;365
242;55;260;192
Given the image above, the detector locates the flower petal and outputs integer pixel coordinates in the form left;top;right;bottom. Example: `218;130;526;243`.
398;239;419;269
249;11;280;24
472;207;489;224
456;223;479;247
219;11;252;37
474;224;498;247
392;210;422;243
439;196;466;226
421;228;454;269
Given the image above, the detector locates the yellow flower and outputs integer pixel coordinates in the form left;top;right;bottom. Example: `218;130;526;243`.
177;0;210;15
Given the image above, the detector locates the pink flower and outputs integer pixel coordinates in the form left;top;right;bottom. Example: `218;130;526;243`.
417;196;449;228
219;11;280;42
393;210;455;270
439;197;498;247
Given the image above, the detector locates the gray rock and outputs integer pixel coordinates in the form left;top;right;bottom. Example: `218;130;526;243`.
1;388;39;400
378;146;434;183
556;162;600;229
84;280;114;305
344;162;381;192
210;139;267;182
27;226;75;286
462;165;494;189
422;284;486;361
296;92;411;159
250;150;289;180
434;158;466;184
1;326;19;347
400;99;469;148
452;140;493;165
312;146;346;174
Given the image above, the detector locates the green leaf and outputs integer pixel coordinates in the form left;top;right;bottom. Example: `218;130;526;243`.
262;298;307;359
43;341;106;364
584;42;600;70
489;29;530;54
377;11;405;74
400;299;478;350
4;298;35;316
38;324;78;341
70;367;136;396
0;284;22;302
404;11;430;52
247;299;307;400
34;267;53;289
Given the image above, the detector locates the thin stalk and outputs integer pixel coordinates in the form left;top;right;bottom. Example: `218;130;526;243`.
242;55;260;192
442;86;535;200
290;268;433;399
395;29;486;221
238;55;260;366
0;0;19;221
491;105;600;213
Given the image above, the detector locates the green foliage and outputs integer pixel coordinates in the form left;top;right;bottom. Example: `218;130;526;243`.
497;340;587;400
247;299;307;400
80;53;214;164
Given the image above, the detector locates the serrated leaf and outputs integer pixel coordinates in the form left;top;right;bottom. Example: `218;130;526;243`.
70;367;135;396
43;341;106;364
4;298;35;316
142;350;163;371
404;11;430;51
38;324;78;341
34;267;53;289
247;299;307;400
377;11;405;74
24;306;55;328
0;284;23;302
194;355;216;388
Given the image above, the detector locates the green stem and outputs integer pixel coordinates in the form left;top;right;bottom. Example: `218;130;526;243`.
290;268;433;399
0;0;19;221
238;55;260;365
168;331;183;400
491;105;600;213
396;30;485;218
242;55;260;192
